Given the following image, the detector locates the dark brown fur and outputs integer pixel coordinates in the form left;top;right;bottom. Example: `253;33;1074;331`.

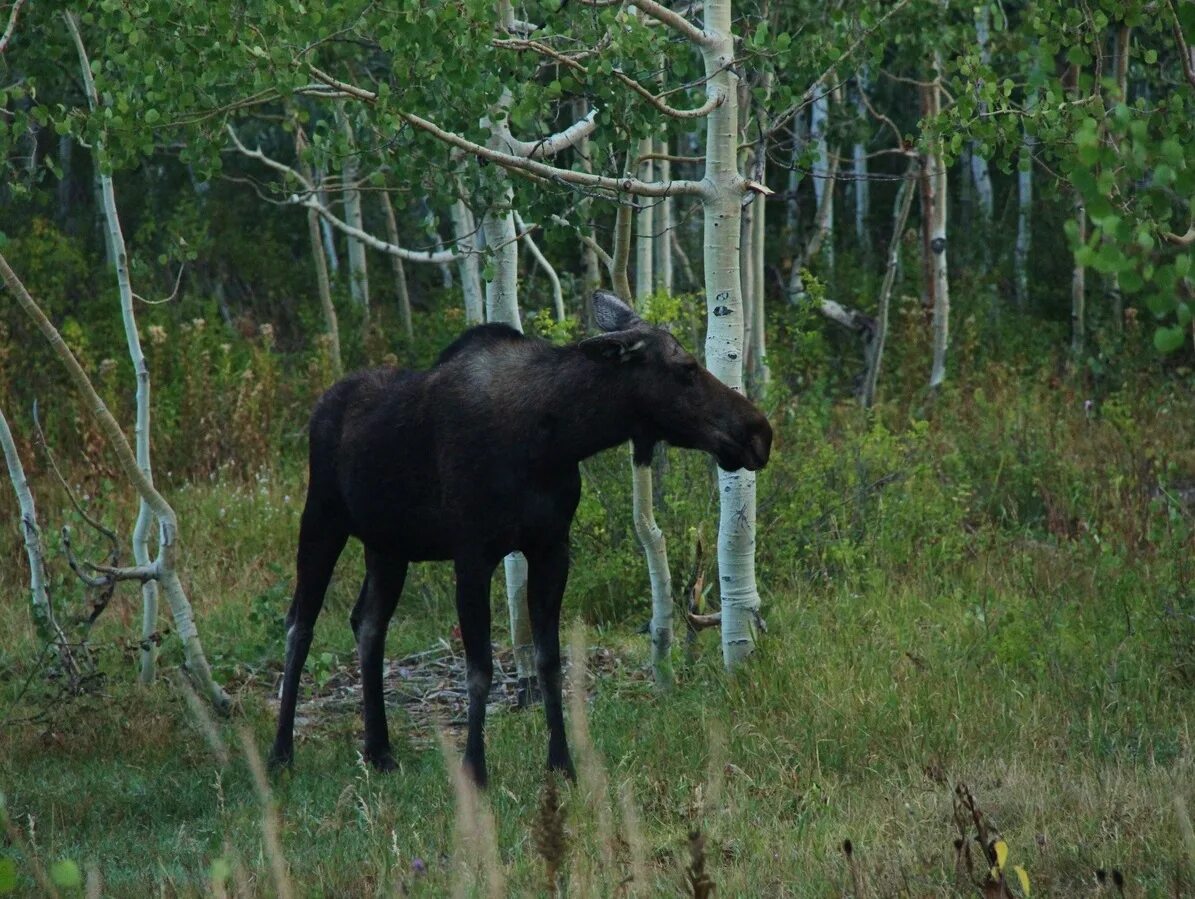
270;291;771;786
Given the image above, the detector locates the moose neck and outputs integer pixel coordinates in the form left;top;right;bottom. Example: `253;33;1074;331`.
534;346;643;468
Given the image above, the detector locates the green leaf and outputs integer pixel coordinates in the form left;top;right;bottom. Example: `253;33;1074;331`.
0;858;17;894
50;860;81;889
1144;48;1158;65
1154;326;1186;353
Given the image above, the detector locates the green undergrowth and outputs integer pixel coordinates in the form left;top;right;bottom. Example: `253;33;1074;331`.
3;335;1195;895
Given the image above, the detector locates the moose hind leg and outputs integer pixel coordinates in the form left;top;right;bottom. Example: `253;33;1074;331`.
527;540;575;780
352;549;408;771
270;501;348;771
454;555;497;788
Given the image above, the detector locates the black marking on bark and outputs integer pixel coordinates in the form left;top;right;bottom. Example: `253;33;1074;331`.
931;236;946;254
728;352;738;360
713;306;732;317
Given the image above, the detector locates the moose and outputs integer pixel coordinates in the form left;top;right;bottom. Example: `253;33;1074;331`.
270;290;772;786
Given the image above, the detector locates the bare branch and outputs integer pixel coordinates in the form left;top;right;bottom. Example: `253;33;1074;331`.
513;212;565;321
133;264;185;305
613;69;726;118
32;400;120;556
1168;0;1195;91
0;0;26;55
627;0;710;46
686;611;722;630
402;112;705;198
300;195;458;264
226;124;312;189
1164;223;1195;247
495;106;601;159
306;63;378;102
493;37;586;72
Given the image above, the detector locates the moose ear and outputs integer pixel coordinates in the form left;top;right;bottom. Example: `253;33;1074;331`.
592;290;643;333
579;330;648;362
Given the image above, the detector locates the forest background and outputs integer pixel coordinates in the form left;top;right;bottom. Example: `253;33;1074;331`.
1;0;1194;894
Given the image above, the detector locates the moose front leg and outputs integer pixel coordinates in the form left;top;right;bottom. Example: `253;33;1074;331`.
454;555;498;788
527;540;576;780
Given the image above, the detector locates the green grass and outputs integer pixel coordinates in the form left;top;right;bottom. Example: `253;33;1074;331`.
3;361;1195;896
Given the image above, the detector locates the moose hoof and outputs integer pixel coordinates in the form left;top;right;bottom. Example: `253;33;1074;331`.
515;676;541;709
548;753;577;783
364;749;399;773
267;747;294;775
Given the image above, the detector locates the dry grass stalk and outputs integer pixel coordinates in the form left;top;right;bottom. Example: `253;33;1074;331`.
618;780;650;896
567;620;618;874
238;729;295;899
437;728;505;899
176;671;229;766
534;773;568;896
686;829;714;899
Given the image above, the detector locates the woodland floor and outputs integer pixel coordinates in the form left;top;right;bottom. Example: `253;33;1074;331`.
3;369;1195;896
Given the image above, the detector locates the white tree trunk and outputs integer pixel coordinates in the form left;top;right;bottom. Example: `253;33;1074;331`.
450;191;485;325
1015;115;1034;309
0;407;64;648
308;205;343;377
338;108;370;316
1;248;230;711
655;139;673;295
853;73;870;255
636;138;654;302
296;132;342;375
811;86;834;275
611;175;675;688
697;0;761;668
749;175;769;390
925;60;950;390
68;15;161;684
633;460;673;685
64;14;226;706
970;7;994;234
381;192;414;343
862;158;919;408
482;200;522;329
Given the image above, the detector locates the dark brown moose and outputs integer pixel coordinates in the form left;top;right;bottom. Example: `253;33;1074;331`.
270;290;772;786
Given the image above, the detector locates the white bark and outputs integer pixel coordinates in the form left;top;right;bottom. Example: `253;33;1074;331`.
513;212;564;322
0;407;64;648
749;171;769;389
450;191;485;325
316;166;341;276
655;139;674;294
633;460;673;685
690;0;762;667
970;5;994;230
853;73;870;254
636;138;655;302
381;192;414;342
296;131;342;375
482;199;522;329
925;60;950;390
861;158;918;407
577;102;603;295
63;14;227;708
68;13;160;683
1072;194;1086;356
811;85;834;275
338;109;370;316
0;249;231;712
1015;111;1034;309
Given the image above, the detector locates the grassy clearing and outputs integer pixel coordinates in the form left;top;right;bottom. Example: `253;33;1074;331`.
3;354;1195;896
